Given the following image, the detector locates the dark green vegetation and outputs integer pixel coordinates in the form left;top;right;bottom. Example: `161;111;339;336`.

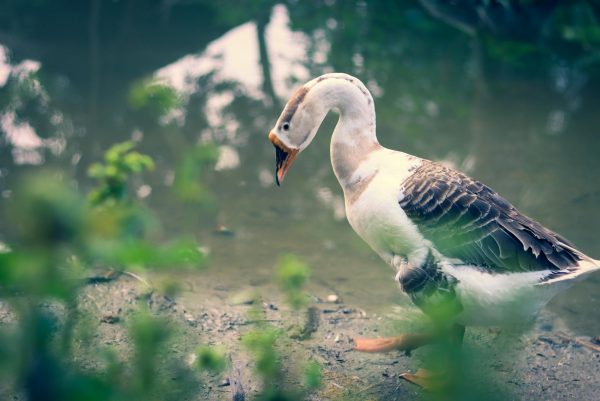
0;142;207;401
1;1;600;400
0;141;322;400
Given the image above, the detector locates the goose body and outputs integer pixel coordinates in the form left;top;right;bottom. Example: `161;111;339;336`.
268;73;599;328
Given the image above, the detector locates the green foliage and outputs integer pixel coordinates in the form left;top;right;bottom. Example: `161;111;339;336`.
276;254;310;310
2;173;85;300
555;1;600;48
88;237;206;271
196;346;226;374
85;141;207;271
9;172;85;246
303;360;322;390
174;144;219;204
128;79;180;115
0;139;211;401
242;327;281;380
130;310;171;394
482;35;542;67
88;141;154;206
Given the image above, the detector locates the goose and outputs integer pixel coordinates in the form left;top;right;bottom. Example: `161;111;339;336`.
267;73;599;387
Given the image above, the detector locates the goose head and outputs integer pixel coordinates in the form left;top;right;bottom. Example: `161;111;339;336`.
268;73;377;186
268;85;323;186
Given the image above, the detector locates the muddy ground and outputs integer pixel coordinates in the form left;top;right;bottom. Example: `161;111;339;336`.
67;270;600;401
2;270;600;401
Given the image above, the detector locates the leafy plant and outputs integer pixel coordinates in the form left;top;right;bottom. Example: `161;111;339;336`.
196;346;226;375
88;141;154;206
0;141;207;401
128;79;180;116
276;254;310;310
174;144;219;204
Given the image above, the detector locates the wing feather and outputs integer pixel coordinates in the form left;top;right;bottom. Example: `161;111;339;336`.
399;162;581;273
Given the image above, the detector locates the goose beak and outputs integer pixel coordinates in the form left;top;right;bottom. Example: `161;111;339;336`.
268;131;299;186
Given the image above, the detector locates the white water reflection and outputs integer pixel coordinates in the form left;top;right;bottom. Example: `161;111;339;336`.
156;22;262;99
316;186;345;221
0;45;10;87
214;145;240;171
258;166;274;187
0;51;67;165
156;4;311;102
266;4;310;98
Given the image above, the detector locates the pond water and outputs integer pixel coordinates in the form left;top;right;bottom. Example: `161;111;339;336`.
1;2;599;335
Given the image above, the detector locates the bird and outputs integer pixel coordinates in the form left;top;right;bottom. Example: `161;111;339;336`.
267;72;600;388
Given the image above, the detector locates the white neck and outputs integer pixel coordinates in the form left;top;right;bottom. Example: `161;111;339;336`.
304;74;380;185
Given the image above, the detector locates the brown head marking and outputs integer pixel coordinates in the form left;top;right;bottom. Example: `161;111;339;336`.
280;86;309;126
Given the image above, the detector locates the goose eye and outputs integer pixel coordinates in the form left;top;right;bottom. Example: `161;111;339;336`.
282;122;290;131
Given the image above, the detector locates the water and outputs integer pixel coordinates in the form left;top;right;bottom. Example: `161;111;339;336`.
1;2;599;334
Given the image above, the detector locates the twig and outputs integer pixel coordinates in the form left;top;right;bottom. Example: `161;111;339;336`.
355;378;387;394
330;381;344;390
239;319;281;326
300;306;319;340
85;269;152;289
122;270;153;288
229;354;246;401
556;331;600;353
418;0;477;36
85;270;122;284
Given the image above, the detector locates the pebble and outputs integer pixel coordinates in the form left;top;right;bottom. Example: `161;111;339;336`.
184;313;197;327
263;302;278;311
187;353;197;366
213;224;235;237
100;315;120;324
326;294;340;303
229;290;256;306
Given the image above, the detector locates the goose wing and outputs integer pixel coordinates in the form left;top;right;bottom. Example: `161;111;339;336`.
399;162;581;276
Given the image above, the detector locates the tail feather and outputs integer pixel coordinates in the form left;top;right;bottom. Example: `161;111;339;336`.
539;258;600;286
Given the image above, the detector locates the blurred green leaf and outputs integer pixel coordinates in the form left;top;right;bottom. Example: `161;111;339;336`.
174;144;218;204
8;172;85;246
241;328;280;379
303;360;322;390
276;254;311;310
196;346;226;374
87;141;154;206
88;237;206;270
130;310;170;393
128;79;180;116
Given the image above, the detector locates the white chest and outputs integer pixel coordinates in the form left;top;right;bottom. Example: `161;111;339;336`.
342;150;425;263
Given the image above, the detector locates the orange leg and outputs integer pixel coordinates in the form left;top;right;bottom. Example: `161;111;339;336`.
355;324;466;390
354;332;434;353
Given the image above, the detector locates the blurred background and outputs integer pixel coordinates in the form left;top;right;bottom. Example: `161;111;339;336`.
0;0;599;338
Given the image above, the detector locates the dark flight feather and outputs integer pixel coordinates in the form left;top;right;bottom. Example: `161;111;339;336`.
399;162;581;275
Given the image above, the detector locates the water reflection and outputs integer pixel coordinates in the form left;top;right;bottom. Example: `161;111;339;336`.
0;1;599;335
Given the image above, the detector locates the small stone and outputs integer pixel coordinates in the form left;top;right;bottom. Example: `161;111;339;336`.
213;224;235;237
187;353;197;367
229;290;256;306
263;303;278;311
334;334;341;343
287;324;304;339
218;378;231;387
326;294;340;303
184;313;197;327
100;315;120;324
